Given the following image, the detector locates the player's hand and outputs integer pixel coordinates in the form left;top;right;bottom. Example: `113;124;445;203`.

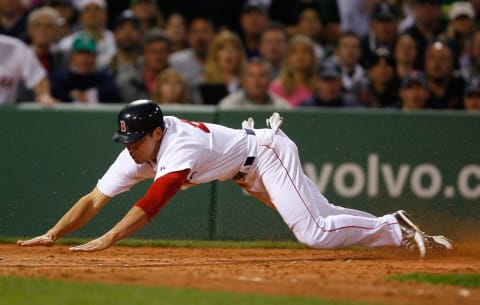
17;233;56;247
69;235;114;252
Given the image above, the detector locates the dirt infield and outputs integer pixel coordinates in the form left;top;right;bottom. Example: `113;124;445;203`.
0;243;479;305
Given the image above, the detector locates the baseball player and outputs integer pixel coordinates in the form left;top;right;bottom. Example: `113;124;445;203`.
18;100;453;257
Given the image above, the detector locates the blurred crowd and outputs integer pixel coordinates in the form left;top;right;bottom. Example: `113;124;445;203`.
1;0;480;111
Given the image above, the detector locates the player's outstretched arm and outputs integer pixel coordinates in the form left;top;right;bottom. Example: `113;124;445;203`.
69;206;148;252
69;169;189;252
17;187;111;247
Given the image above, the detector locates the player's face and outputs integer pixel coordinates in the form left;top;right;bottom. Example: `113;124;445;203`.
125;127;163;164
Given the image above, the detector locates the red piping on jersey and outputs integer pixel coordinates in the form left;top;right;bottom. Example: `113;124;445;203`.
135;169;189;221
262;145;396;232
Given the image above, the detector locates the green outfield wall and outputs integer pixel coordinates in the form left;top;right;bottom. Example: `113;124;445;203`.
1;105;479;242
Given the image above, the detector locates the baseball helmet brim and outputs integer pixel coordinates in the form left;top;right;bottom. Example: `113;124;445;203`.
112;130;149;144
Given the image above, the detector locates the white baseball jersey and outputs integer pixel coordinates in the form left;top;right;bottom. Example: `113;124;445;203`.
98;115;403;249
98;116;252;197
0;35;46;104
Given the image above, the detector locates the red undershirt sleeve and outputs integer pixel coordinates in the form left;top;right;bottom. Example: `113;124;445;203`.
135;169;190;221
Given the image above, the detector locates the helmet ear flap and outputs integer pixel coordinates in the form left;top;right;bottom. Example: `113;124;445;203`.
112;100;164;143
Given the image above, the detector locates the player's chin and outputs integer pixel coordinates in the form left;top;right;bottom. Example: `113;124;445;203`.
133;158;147;164
130;155;144;164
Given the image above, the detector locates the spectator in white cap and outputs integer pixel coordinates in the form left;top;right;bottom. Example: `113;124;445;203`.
56;0;116;69
440;1;475;70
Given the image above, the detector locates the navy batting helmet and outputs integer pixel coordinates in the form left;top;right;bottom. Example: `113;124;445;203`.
112;100;165;144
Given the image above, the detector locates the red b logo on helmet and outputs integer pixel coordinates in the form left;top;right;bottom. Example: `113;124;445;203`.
120;120;127;132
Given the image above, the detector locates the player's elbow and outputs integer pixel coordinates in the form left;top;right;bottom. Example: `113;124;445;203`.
86;187;111;212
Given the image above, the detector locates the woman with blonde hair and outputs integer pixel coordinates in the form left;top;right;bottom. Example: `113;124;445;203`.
199;30;246;104
269;34;317;107
151;68;188;104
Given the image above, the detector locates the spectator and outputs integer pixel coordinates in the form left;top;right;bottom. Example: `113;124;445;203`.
26;6;64;72
259;21;288;79
295;6;326;63
300;62;347;107
218;57;290;109
169;16;216;104
49;32;120;103
327;31;367;107
117;29;172;103
360;1;399;68
17;6;65;102
239;3;269;58
470;0;480;29
269;34;317;107
56;0;116;69
463;75;480;111
0;0;28;41
397;0;416;33
336;0;372;38
424;41;464;109
129;0;164;34
441;1;475;71
0;34;56;105
49;0;79;42
397;70;430;110
393;33;418;81
151;68;188;104
164;12;187;53
268;0;340;49
316;0;341;49
200;30;246;104
363;47;398;107
404;0;445;69
109;10;143;78
464;29;480;78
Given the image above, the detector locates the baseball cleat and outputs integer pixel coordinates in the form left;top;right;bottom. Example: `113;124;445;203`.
424;235;454;251
266;112;283;132
394;210;454;258
394;210;426;258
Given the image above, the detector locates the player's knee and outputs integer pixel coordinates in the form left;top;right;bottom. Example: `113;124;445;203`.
294;233;323;249
294;229;336;249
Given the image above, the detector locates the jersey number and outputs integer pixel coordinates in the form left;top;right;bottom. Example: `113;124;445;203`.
181;119;210;133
